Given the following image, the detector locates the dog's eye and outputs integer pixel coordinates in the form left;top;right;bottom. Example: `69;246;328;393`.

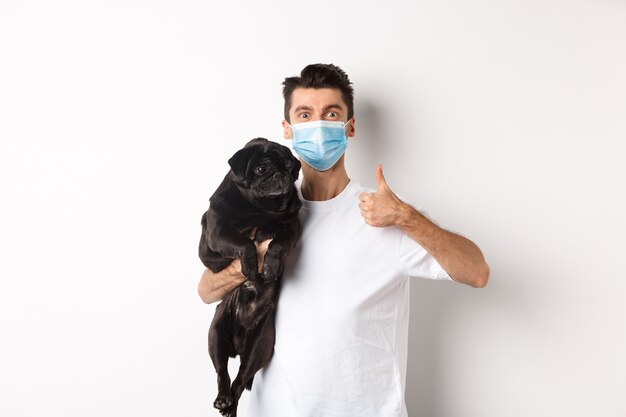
255;165;267;175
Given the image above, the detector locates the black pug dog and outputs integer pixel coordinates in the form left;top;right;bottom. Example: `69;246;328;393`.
199;138;302;417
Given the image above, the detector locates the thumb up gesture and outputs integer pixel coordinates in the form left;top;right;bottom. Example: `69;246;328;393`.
359;164;406;227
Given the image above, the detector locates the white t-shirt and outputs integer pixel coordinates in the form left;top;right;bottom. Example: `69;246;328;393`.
248;180;451;417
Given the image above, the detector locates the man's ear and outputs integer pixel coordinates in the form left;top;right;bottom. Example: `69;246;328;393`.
346;117;356;138
282;120;293;139
228;147;255;181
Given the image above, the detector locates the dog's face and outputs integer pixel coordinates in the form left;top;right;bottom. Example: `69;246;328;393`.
228;138;300;201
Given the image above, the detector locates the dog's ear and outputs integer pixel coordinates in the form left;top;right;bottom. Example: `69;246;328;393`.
277;144;301;181
228;147;256;182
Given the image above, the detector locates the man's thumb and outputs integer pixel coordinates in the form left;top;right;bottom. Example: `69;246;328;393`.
376;164;388;192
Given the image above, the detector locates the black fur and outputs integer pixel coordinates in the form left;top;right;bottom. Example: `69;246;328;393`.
199;138;302;417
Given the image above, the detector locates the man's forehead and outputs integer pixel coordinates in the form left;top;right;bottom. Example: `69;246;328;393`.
290;88;347;111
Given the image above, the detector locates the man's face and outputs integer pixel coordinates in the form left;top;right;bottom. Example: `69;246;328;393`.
282;88;355;139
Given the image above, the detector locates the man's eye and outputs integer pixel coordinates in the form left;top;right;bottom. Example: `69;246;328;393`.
326;111;338;118
299;113;309;119
255;165;267;175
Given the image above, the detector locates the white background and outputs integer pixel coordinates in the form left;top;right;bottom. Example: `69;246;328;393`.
1;1;625;416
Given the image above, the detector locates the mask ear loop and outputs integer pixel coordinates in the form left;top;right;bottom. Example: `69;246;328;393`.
286;122;294;137
343;117;354;136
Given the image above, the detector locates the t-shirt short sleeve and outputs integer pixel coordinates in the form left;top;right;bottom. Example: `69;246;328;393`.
399;232;452;280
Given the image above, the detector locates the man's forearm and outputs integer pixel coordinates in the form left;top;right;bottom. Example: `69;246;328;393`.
396;203;490;288
358;165;489;287
197;239;271;304
197;260;246;304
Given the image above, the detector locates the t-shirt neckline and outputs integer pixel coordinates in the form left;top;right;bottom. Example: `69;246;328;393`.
298;179;356;211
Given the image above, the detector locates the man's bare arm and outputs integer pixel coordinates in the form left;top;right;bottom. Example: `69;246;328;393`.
394;207;489;287
359;165;489;288
197;239;272;304
198;260;247;304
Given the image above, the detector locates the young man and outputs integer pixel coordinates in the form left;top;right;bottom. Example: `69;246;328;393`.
198;64;489;416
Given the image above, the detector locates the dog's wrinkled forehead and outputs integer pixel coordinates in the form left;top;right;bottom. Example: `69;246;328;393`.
228;138;300;182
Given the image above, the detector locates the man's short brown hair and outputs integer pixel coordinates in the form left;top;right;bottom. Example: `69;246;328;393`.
282;64;354;123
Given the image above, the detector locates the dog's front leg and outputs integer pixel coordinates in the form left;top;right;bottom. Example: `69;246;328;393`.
258;218;301;282
207;216;259;279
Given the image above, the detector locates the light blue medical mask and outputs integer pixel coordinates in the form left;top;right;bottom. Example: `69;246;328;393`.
289;119;351;171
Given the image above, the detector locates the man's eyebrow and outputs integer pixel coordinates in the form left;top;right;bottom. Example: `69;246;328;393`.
323;104;344;112
293;105;314;113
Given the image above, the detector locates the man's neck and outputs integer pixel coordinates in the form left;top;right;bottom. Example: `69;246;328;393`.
300;160;350;202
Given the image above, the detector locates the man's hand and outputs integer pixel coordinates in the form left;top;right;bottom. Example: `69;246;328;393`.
254;238;272;273
198;237;273;304
359;164;407;227
225;237;273;275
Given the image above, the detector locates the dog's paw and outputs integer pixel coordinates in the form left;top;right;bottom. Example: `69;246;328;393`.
261;263;279;283
240;261;260;281
261;254;284;283
213;393;233;410
255;229;275;242
220;404;238;417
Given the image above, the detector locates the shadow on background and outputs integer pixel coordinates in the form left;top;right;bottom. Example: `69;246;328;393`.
406;280;450;417
405;260;534;416
346;98;387;184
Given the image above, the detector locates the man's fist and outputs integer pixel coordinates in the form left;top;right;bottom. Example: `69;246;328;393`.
358;164;406;227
